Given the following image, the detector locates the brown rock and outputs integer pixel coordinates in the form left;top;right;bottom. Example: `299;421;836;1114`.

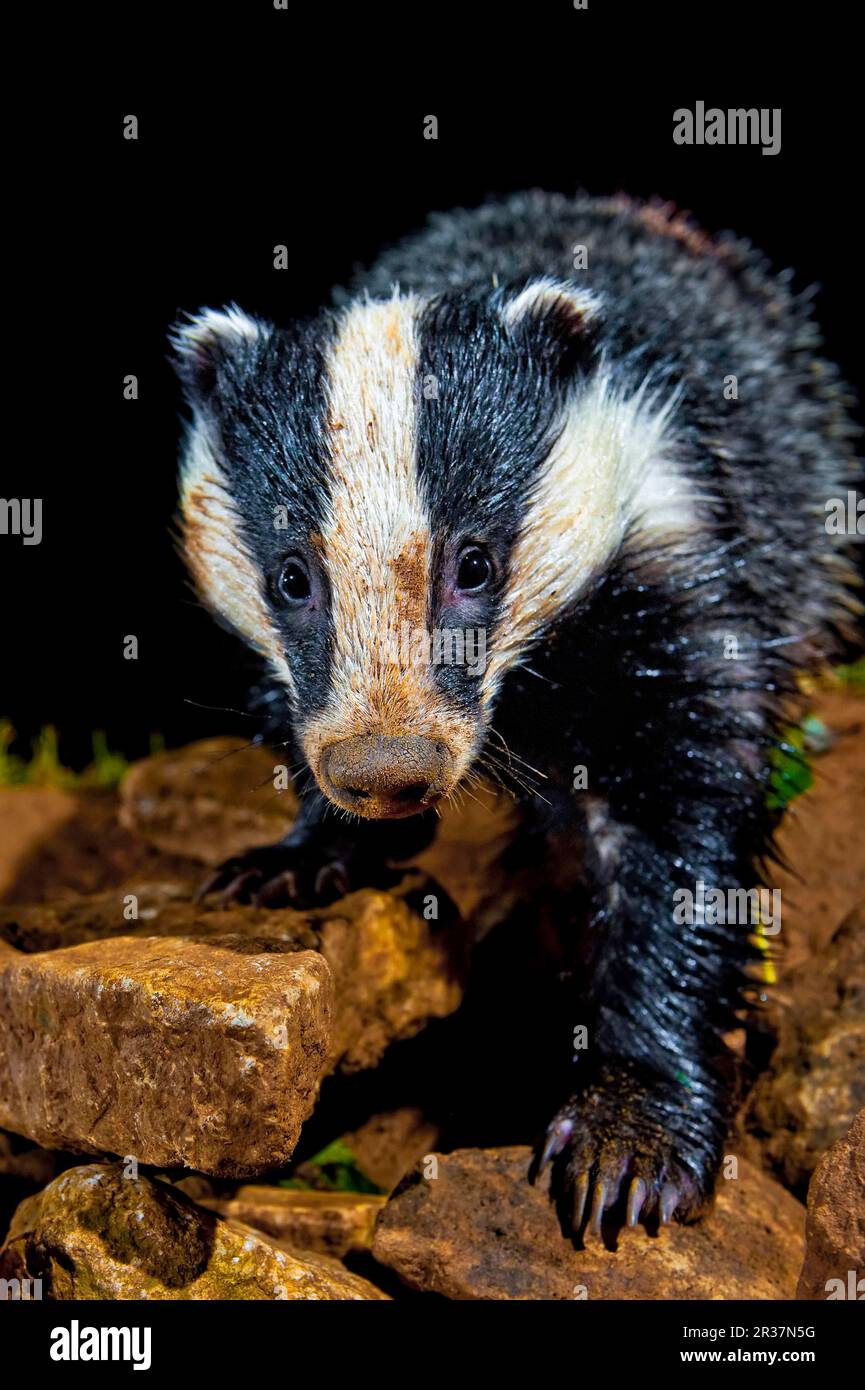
745;905;865;1191
1;791;200;905
797;1109;865;1300
0;875;465;1075
0;881;194;952
340;1108;441;1193
317;886;464;1072
0;934;332;1176
0;1163;387;1299
0;789;79;899
169;1175;217;1202
199;1186;385;1259
373;1147;805;1300
118;738;297;865
772;690;865;968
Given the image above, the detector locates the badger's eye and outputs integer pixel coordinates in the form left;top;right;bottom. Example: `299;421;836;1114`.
277;556;312;604
455;546;493;593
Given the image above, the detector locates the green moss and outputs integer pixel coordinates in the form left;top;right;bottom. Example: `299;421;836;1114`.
278;1138;385;1195
767;726;814;811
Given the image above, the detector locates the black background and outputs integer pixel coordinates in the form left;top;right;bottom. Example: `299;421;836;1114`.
4;4;861;768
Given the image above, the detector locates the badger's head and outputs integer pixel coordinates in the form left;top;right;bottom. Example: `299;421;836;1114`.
173;281;684;819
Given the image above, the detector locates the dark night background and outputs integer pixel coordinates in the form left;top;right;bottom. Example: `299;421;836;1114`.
4;7;861;770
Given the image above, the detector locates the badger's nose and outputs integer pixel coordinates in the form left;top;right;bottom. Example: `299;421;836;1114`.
320;735;453;818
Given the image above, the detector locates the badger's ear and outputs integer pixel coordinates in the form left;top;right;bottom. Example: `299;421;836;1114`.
501;277;601;372
171;305;268;401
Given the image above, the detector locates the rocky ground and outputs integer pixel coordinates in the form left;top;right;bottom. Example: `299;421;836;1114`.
0;689;863;1300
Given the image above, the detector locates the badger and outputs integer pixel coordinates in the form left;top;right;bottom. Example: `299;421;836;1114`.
172;191;861;1238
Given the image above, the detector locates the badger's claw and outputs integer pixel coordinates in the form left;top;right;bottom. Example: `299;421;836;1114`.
626;1176;648;1228
573;1171;591;1231
197;841;361;910
533;1074;705;1240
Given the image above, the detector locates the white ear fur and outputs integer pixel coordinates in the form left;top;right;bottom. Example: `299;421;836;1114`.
502;276;602;330
173;304;265;359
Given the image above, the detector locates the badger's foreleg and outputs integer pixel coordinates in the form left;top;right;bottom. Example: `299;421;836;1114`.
199;789;438;908
535;796;756;1235
532;564;780;1236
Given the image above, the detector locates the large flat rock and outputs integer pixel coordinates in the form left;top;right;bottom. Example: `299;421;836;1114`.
198;1186;386;1259
373;1146;806;1300
118;738;297;864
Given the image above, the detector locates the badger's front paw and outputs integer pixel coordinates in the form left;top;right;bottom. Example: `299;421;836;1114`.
197;839;392;910
531;1066;709;1239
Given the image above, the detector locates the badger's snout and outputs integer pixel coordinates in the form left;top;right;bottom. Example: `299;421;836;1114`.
319;735;454;819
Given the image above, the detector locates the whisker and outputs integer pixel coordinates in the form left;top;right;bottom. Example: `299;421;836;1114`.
477;751;539;801
183;697;267;720
482;745;542;787
488;727;549;779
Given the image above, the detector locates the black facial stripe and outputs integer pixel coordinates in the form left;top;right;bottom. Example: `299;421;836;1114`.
415;295;569;544
415;292;590;709
212;317;336;536
206;315;339;724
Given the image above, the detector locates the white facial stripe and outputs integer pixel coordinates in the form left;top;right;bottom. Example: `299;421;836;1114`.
309;295;479;767
180;421;295;696
318;296;432;724
482;372;696;701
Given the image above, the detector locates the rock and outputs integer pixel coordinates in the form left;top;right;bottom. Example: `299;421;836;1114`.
410;785;518;926
338;1108;440;1194
0;790;79;900
0;1163;388;1299
0;934;332;1176
771;691;865;968
199;1187;386;1259
0;876;465;1075
797;1109;865;1299
0;881;194;953
118;738;297;865
1;792;199;905
315;886;464;1072
169;1175;217;1203
745;905;865;1192
373;1147;805;1300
